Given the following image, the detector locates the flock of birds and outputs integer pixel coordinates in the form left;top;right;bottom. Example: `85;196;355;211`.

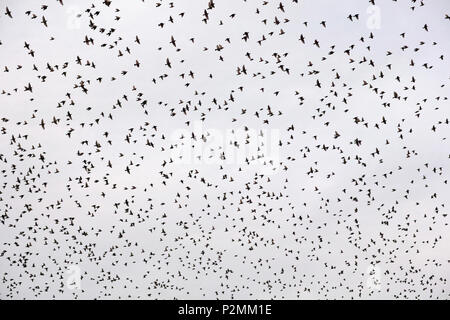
0;0;449;299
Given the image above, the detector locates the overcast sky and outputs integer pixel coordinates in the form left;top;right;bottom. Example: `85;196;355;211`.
0;0;449;299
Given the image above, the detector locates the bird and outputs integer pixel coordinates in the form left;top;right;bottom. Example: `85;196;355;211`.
0;0;448;301
5;6;12;18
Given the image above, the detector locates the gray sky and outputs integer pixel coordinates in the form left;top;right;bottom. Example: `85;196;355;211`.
0;0;449;299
